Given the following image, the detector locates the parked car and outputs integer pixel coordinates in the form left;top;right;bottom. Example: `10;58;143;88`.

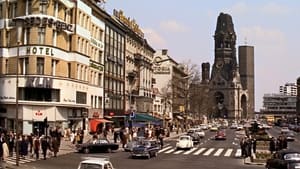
76;138;119;154
176;135;193;150
215;130;226;140
77;157;115;169
131;140;161;159
266;149;300;169
124;137;145;152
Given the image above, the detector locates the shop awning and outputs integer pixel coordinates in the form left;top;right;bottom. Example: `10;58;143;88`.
89;119;113;133
132;113;161;122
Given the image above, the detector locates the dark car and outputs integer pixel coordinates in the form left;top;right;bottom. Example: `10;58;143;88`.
266;149;300;169
124;137;145;152
76;138;119;154
283;131;296;142
187;129;201;143
131;140;161;159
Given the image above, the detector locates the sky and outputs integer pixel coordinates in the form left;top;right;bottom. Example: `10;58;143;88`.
104;0;300;111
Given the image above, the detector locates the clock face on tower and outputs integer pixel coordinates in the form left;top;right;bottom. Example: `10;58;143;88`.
153;56;162;66
216;61;224;69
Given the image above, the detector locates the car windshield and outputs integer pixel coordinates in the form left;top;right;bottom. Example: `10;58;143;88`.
79;163;102;169
284;153;300;160
98;139;109;144
180;137;189;140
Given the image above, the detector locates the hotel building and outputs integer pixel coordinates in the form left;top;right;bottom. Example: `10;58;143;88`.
0;0;109;135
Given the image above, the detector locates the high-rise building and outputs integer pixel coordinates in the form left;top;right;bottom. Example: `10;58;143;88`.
280;83;297;96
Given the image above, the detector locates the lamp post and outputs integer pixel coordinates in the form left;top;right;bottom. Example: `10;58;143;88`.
15;22;22;167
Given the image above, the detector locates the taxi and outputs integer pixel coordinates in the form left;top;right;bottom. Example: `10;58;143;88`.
77;157;115;169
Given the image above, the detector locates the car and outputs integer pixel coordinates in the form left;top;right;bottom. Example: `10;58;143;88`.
230;123;238;129
283;131;296;142
131;140;161;159
210;126;218;132
281;127;291;134
124;137;145;152
76;138;119;154
266;149;300;169
187;128;202;143
197;129;205;138
236;125;244;131
77;157;115;169
200;124;208;130
215;130;226;140
176;135;194;150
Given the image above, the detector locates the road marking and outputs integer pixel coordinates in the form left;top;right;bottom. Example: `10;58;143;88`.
213;148;224;156
174;150;184;154
235;149;241;157
193;148;206;155
165;148;176;154
159;146;172;153
203;148;215;156
224;148;233;157
183;147;197;155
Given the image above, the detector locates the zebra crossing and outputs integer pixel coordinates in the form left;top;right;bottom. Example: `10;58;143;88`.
158;145;242;157
5;152;59;165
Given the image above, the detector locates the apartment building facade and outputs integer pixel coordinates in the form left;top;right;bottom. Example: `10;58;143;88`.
0;0;107;135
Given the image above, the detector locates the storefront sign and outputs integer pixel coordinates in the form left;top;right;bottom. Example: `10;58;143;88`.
90;38;104;49
35;110;43;116
26;46;54;56
153;66;170;74
90;62;104;72
16;16;74;32
113;9;144;38
0;96;15;100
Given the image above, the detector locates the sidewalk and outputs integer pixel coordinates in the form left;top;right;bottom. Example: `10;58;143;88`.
243;157;266;166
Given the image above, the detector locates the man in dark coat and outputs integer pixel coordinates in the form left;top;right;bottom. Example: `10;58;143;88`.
269;137;276;153
41;136;50;160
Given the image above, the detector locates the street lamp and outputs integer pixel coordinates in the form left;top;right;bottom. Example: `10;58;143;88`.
15;20;22;166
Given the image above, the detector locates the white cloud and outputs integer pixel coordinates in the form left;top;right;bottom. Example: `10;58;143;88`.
143;28;167;48
260;2;291;16
160;20;188;33
223;2;248;16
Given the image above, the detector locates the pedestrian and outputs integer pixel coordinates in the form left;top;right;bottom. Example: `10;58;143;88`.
33;136;40;159
113;130;119;143
269;137;276;154
41;135;50;160
20;135;28;159
51;137;59;157
240;137;246;157
159;132;164;148
8;132;14;157
252;136;257;154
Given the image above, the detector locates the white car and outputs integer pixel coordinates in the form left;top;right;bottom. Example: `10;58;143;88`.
176;135;194;150
77;157;115;169
197;129;205;138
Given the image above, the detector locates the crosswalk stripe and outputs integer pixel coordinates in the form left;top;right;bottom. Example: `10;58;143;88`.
213;148;224;156
174;150;184;154
165;148;176;154
224;149;233;157
203;148;215;156
193;148;206;155
235;149;241;157
159;146;172;153
183;147;197;155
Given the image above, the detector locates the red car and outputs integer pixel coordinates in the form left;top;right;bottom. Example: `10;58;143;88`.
215;130;226;140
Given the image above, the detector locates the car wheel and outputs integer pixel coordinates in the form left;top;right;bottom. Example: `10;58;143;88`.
153;151;158;157
147;153;151;159
107;148;112;153
83;148;90;154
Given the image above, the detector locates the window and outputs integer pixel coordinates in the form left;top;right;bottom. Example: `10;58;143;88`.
98;96;102;108
68;63;71;78
98;73;102;86
25;28;30;44
91;95;93;108
39;2;47;14
51;60;58;76
76;91;87;104
20;58;29;75
0;4;2;18
52;30;57;46
5;59;8;74
36;57;44;74
8;2;17;18
6;31;10;47
98;51;102;63
38;28;45;44
27;0;32;15
77;64;81;79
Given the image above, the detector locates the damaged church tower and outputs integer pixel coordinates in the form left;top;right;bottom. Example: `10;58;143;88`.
208;12;255;119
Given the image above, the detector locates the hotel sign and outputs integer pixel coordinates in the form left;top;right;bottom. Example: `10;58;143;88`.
113;9;144;38
26;46;54;56
153;66;170;74
14;16;73;32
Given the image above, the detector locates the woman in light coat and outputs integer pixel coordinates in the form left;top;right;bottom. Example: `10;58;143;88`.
2;142;9;161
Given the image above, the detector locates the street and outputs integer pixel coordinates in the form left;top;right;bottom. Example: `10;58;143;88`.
6;129;266;169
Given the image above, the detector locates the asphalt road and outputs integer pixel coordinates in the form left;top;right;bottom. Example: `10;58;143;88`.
10;128;266;169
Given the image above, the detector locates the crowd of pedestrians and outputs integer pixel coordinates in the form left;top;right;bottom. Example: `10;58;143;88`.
0;127;63;168
240;136;257;158
269;135;288;153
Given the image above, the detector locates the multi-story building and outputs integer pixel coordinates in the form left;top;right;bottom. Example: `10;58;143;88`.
0;0;107;135
260;93;296;122
152;49;188;126
280;83;297;96
112;10;155;118
103;10;126;127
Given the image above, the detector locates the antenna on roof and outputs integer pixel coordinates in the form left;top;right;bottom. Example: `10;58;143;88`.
244;37;248;45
